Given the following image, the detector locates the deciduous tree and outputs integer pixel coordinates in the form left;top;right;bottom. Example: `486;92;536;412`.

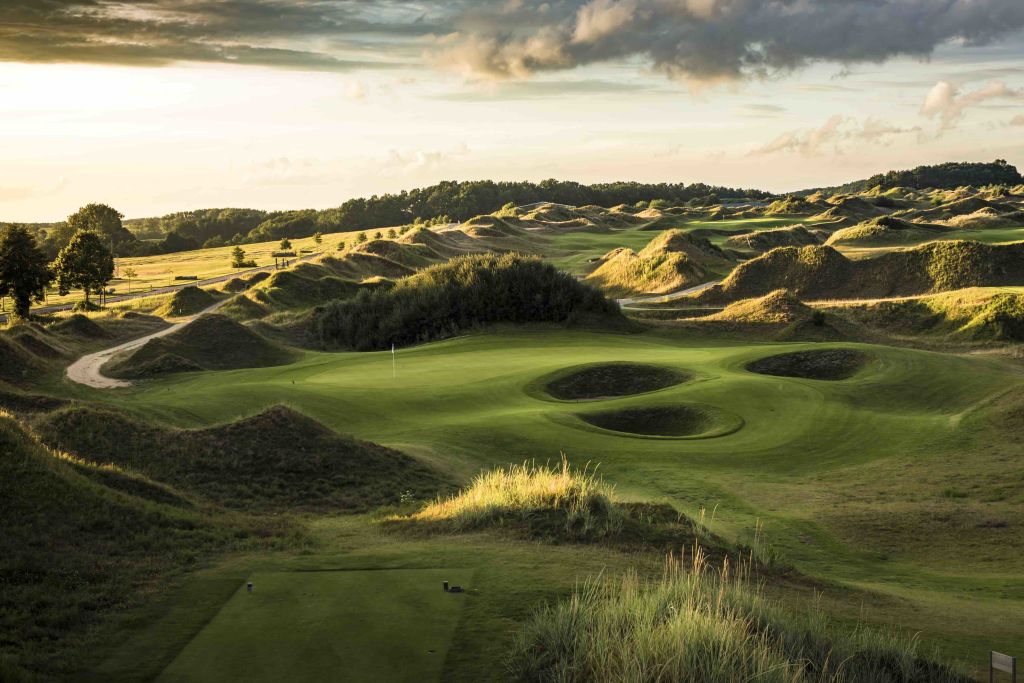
53;231;114;308
0;225;52;320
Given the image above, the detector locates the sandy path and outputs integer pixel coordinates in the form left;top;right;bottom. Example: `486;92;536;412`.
617;280;720;307
66;297;233;390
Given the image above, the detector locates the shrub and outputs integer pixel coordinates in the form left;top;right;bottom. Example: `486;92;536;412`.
312;253;620;350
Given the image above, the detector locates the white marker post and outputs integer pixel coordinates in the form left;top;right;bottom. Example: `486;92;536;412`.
392;343;396;380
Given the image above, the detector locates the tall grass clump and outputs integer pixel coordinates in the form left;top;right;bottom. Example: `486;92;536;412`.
509;549;968;683
409;457;622;539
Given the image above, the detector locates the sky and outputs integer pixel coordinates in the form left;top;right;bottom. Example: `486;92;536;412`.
2;1;1024;222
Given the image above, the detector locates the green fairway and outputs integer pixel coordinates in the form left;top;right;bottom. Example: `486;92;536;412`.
62;325;1024;678
157;569;473;683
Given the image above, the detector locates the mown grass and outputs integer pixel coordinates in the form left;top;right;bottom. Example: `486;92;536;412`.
510;550;969;683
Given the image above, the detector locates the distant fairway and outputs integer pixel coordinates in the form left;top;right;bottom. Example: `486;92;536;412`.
157;569;472;683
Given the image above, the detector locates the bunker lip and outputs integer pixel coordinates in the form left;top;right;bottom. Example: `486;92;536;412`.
531;362;692;402
569;404;744;440
745;348;872;381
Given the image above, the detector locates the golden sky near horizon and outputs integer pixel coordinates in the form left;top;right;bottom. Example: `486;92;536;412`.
1;1;1023;221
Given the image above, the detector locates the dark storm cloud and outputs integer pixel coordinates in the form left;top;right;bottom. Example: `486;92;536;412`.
2;0;1023;81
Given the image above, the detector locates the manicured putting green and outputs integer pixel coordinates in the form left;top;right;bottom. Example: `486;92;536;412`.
157;569;473;683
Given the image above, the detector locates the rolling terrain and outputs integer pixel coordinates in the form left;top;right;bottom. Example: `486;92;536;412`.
2;176;1024;681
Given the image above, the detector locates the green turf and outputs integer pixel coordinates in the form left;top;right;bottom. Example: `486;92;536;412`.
156;569;472;683
71;326;1024;678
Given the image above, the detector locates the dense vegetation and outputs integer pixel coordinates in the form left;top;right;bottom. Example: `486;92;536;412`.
312;253;621;350
817;159;1022;194
510;552;969;683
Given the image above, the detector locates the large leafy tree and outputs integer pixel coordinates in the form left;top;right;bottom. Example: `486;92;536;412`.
65;203;134;247
0;224;52;320
53;231;114;307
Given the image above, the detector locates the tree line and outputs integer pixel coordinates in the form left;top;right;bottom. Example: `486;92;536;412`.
6;179;771;260
813;159;1023;194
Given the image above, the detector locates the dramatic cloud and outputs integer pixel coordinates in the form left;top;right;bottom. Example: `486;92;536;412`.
434;0;1024;84
750;115;921;156
920;80;1024;130
2;1;1024;83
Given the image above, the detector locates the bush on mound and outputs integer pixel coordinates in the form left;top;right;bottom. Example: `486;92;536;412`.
510;552;969;683
586;230;732;296
312;253;621;351
104;313;296;378
545;362;690;400
0;412;232;678
747;349;870;380
34;405;452;511
154;285;217;317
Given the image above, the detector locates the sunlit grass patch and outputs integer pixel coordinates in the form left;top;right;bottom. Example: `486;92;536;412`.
407;457;622;539
510;549;969;683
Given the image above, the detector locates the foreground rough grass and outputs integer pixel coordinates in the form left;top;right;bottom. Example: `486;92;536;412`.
510;550;969;683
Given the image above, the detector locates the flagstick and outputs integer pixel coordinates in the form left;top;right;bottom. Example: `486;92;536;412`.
392;343;396;380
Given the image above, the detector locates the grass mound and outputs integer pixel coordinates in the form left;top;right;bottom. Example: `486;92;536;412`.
586;230;732;296
577;404;738;438
220;277;248;293
509;552;968;683
711;290;814;324
153;285;218;317
33;405;451;511
0;335;45;385
725;225;819;252
50;314;107;339
695;241;1024;304
402;458;717;549
0;412;233;679
826;216;952;247
313;253;621;351
543;362;690;400
105;313;297;378
249;265;363;312
0;387;69;414
747;349;870;380
7;326;66;360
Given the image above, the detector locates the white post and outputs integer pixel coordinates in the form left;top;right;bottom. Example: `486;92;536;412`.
392;343;396;380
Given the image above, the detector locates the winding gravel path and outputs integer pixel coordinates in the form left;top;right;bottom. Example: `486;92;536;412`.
66;297;232;390
616;280;720;307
